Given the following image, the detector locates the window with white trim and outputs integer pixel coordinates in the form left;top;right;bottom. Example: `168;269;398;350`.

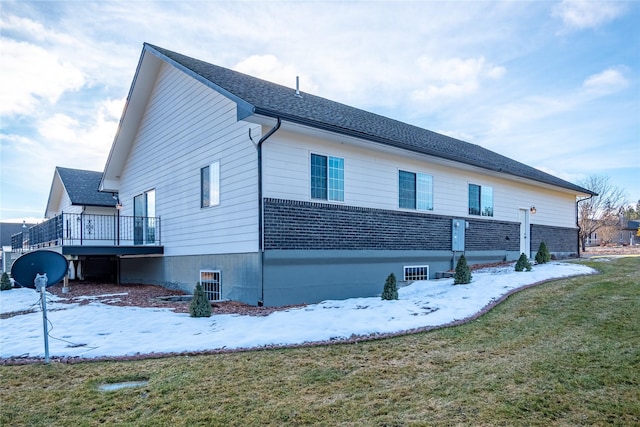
200;270;221;301
201;161;220;208
468;183;493;217
311;153;344;201
399;170;433;210
404;265;429;281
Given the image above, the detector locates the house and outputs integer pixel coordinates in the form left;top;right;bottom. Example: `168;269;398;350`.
18;43;595;306
13;166;162;281
620;220;639;246
94;42;594;306
585;218;640;247
1;221;34;272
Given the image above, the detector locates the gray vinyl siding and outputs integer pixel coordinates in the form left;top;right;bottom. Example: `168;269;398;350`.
117;63;260;256
262;129;578;229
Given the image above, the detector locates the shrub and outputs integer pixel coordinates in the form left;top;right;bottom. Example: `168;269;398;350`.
381;273;398;300
535;242;551;264
0;272;11;291
515;253;532;272
189;282;212;317
453;254;472;284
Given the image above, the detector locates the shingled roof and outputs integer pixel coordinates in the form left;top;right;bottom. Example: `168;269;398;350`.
145;43;594;196
56;167;117;207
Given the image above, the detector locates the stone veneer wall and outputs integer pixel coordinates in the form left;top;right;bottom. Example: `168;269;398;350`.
531;224;579;256
264;198;520;252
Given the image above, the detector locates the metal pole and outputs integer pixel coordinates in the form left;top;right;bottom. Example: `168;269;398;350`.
41;285;50;364
35;273;50;364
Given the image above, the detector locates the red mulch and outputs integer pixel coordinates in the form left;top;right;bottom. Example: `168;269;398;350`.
46;282;301;316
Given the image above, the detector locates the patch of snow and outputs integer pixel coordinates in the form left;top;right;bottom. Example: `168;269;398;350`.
0;262;596;359
71;292;128;302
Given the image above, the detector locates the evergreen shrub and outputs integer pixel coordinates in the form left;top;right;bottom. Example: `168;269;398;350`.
0;272;11;291
381;273;398;300
515;253;532;272
453;254;472;285
535;242;551;264
189;282;212;317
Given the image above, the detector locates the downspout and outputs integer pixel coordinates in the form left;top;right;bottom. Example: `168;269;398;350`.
249;117;281;306
576;194;593;258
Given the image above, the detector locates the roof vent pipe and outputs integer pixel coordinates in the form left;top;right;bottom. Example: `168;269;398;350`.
295;76;302;98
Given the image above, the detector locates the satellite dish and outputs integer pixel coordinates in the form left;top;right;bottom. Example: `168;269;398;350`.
11;250;69;289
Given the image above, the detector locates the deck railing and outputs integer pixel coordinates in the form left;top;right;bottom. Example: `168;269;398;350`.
11;213;161;251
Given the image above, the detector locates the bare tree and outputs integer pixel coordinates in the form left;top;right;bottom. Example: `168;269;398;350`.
577;175;627;251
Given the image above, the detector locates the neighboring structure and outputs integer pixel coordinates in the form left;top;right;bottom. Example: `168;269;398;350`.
585;219;640;247
44;167;118;218
13;167;162;281
623;220;640;245
1;221;34;272
19;44;596;306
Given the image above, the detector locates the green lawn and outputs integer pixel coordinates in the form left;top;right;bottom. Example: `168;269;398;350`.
1;258;638;426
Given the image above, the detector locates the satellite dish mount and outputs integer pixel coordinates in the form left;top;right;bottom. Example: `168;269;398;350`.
11;251;69;363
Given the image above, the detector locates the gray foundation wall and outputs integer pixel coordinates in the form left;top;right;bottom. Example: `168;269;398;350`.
120;253;261;305
262;249;514;306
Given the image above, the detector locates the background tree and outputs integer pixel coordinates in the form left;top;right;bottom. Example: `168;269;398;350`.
622;200;640;221
577;175;627;251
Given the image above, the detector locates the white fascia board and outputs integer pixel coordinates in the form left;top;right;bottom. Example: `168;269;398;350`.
101;48;162;192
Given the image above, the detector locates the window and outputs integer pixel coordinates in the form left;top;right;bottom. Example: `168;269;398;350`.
201;161;220;208
311;154;344;201
200;270;221;301
469;183;493;216
133;189;156;244
399;170;433;210
404;265;429;281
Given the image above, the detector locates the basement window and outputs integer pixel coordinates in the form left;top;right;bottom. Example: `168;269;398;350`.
404;265;429;281
200;270;221;301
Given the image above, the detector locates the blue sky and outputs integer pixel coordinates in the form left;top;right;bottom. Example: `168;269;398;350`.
1;0;638;222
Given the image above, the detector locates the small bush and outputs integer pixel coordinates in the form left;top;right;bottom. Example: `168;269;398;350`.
381;273;398;300
453;254;472;285
535;242;551;264
189;282;212;317
515;253;532;272
0;272;12;291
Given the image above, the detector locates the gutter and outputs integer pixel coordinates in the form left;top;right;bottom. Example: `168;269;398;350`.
249;117;281;306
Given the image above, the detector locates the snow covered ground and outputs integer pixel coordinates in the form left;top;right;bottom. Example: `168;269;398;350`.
0;262;595;360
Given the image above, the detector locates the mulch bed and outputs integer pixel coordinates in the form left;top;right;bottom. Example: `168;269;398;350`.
46;282;302;316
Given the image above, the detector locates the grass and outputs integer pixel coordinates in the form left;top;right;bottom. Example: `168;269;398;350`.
1;258;638;426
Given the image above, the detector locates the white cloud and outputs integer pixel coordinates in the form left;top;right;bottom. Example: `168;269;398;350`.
0;39;85;116
582;67;628;95
233;54;318;93
35;99;123;167
411;56;505;104
552;0;626;31
0;98;123;220
0;14;77;44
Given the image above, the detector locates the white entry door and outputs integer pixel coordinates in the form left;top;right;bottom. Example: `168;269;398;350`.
519;208;530;257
